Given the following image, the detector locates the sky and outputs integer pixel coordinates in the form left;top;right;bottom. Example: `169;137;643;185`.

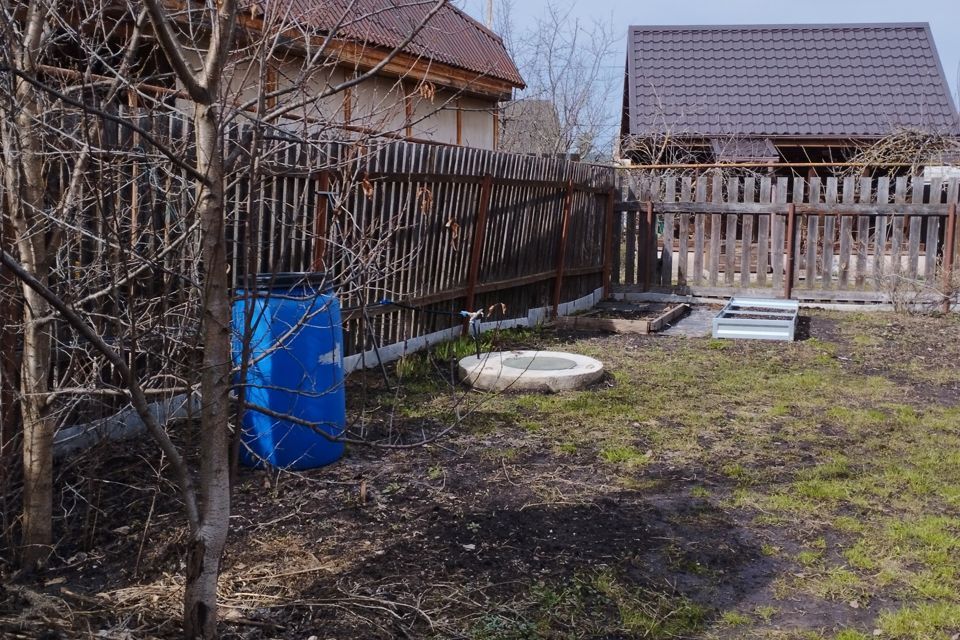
459;0;960;150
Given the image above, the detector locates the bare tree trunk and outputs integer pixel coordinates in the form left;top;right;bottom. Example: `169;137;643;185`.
4;39;54;566
0;216;22;548
183;105;231;640
18;285;52;568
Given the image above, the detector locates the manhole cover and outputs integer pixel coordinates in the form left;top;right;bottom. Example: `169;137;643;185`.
502;356;577;371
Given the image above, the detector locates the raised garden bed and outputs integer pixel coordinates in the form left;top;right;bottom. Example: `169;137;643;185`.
712;297;799;341
552;301;691;334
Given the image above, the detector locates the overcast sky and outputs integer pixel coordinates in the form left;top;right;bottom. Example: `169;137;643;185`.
459;0;960;146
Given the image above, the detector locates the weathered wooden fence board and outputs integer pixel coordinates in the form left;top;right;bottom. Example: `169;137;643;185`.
725;177;738;286
741;177;756;288
678;177;692;287
856;177;871;288
757;178;771;287
771;178;787;292
838;177;855;289
693;177;707;286
925;177;943;284
709;175;723;286
806;177;821;288
791;178;805;288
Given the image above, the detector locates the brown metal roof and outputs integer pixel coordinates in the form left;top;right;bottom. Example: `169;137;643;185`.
624;23;960;139
260;0;524;89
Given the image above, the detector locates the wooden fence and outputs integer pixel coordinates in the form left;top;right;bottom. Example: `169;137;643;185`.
4;108;617;362
2;111;617;429
239;139;617;354
614;174;960;304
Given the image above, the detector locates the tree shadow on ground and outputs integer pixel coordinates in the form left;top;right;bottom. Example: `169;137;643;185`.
274;488;772;639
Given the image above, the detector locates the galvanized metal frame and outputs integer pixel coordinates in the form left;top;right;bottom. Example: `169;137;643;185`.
712;297;799;341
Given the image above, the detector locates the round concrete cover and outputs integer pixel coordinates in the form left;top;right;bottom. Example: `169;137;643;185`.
502;356;577;371
459;350;604;393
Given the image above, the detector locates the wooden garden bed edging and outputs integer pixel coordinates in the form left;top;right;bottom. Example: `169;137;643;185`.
551;303;690;334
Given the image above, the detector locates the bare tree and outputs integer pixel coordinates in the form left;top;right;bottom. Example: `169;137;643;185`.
0;0;153;569
496;0;617;160
1;0;455;636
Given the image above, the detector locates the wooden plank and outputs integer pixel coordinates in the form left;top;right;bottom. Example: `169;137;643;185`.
907;176;923;279
693;177;707;285
771;178;787;292
724;178;739;286
945;202;958;312
709;175;723;286
661;177;676;286
403;144;424;342
615;284;935;304
619;201;952;216
553;315;654;334
355;170;607;192
646;177;659;289
791;177;805;288
925;177;943;283
464;173;493;320
353;264;607;321
756;177;771;287
855;177;871;289
950;178;960;268
741;177;755;287
891;176;907;276
806;177;821;288
649;303;691;332
625;207;637;285
639;188;652;290
612;179;622;286
838;176;855;289
822;178;838;288
435;145;458;304
677;177;692;287
784;202;797;299
602;189;616;296
552;179;575;314
873;177;890;289
551;303;690;334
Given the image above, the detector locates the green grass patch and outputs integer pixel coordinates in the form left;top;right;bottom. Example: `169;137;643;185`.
878;602;960;639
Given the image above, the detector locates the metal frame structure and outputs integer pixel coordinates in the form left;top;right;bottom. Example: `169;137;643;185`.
712;298;799;341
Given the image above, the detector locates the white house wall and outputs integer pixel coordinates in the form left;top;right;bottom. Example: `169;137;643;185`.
176;49;500;149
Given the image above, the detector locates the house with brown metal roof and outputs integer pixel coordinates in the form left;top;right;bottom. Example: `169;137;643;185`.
43;1;523;148
620;23;960;170
279;0;524;148
138;0;522;148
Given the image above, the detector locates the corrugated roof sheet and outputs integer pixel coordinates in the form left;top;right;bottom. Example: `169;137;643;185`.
259;0;524;88
624;23;960;138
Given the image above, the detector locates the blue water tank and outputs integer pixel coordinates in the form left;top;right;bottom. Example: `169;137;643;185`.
232;273;346;470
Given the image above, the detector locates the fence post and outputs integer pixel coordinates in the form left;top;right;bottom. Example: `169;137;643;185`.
943;202;957;313
464;174;494;333
552;179;575;316
784;203;797;299
312;171;330;271
602;189;616;298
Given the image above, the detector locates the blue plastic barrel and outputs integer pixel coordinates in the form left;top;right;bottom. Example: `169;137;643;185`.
232;273;346;470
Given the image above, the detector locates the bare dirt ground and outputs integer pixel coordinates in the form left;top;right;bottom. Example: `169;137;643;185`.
2;309;960;639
